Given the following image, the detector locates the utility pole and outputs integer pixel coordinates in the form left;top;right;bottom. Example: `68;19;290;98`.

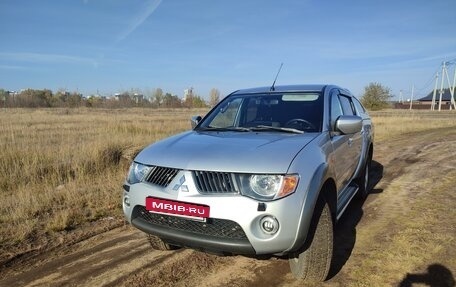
431;72;439;111
430;59;456;111
451;65;456;110
438;61;446;111
443;60;456;110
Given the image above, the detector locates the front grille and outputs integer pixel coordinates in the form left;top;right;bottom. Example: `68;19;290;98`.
193;171;238;193
134;206;247;239
144;166;180;187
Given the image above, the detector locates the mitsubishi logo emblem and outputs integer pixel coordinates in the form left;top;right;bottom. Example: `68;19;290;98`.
173;175;189;192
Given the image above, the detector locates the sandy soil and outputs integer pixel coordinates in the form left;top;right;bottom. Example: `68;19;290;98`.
1;128;455;287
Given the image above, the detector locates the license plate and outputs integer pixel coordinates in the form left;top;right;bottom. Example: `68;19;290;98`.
145;197;210;219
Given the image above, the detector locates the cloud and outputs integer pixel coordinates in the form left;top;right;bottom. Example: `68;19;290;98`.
116;0;163;42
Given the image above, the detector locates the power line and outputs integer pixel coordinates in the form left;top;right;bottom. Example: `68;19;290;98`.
415;65;441;98
414;59;455;98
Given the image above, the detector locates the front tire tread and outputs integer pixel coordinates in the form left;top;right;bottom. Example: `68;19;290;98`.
289;200;333;281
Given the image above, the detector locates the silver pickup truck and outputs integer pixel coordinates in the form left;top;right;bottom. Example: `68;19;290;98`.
122;84;374;282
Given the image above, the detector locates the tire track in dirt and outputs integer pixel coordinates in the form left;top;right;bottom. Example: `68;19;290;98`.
0;229;137;282
0;227;182;286
74;248;185;287
362;131;456;232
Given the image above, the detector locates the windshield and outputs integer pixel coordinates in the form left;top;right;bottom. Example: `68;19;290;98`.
198;92;323;133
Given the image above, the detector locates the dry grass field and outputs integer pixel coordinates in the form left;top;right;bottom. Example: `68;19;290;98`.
0;108;206;261
0;108;455;286
371;110;456;141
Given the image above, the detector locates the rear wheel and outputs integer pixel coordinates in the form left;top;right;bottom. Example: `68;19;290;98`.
356;155;371;199
147;234;180;251
289;200;333;282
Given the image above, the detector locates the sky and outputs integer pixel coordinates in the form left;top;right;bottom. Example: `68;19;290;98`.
1;0;456;100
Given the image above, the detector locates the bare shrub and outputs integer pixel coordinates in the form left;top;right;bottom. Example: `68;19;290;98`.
98;143;125;168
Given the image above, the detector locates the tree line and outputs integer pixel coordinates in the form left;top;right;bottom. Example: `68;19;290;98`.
0;88;221;109
1;83;393;110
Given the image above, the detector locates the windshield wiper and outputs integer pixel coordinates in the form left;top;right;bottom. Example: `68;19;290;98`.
250;125;304;134
198;125;303;134
197;126;251;132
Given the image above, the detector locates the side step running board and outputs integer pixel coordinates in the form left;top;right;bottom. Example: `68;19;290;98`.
336;184;359;221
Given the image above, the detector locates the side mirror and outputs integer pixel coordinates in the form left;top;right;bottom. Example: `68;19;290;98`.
191;116;202;129
335;115;362;134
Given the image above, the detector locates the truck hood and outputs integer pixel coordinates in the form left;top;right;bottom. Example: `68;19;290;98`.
134;131;318;173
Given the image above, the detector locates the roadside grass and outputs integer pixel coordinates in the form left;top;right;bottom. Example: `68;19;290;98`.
0;107;454;269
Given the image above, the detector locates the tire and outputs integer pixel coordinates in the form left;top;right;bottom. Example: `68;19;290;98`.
289;200;333;282
147;234;180;251
356;155;371;199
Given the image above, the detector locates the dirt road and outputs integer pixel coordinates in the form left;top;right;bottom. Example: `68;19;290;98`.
1;128;455;286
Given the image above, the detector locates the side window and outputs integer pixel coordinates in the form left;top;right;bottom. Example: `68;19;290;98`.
352;97;366;115
339;95;355;115
330;92;343;130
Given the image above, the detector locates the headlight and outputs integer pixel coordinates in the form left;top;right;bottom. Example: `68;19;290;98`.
127;162;152;184
240;174;299;201
250;175;282;197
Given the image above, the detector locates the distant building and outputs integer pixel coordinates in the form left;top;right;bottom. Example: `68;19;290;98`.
114;93;130;101
418;88;454;106
132;93;144;104
183;87;193;101
395;87;455;110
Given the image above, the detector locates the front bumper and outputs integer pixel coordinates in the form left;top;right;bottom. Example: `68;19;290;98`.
123;170;308;256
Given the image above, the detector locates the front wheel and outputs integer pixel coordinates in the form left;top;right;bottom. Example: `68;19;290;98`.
289;200;333;282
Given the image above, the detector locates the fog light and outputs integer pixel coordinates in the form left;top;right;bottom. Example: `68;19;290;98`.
260;216;279;235
124;196;130;207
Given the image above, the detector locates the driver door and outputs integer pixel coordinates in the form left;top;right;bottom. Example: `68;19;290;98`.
330;90;362;192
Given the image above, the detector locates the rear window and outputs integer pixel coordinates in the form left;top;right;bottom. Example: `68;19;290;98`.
282;93;320;102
